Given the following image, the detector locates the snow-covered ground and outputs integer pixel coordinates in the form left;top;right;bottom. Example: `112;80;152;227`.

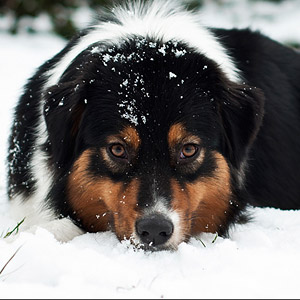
1;1;300;298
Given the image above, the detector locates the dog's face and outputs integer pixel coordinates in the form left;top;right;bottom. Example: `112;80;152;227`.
45;39;263;250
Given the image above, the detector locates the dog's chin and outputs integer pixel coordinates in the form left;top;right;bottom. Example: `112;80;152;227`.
124;235;180;252
134;242;178;252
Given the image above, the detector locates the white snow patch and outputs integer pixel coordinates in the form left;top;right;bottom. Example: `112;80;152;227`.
169;72;177;79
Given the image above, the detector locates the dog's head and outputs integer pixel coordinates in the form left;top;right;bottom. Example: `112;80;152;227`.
44;38;263;250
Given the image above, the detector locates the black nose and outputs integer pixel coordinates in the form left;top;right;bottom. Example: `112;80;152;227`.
136;215;174;247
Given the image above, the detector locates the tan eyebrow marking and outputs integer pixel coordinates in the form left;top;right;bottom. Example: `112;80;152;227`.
119;126;141;151
106;126;141;150
168;123;201;148
168;123;188;148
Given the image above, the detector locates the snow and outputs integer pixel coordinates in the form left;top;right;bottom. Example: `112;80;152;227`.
1;1;300;298
169;72;177;79
196;0;300;45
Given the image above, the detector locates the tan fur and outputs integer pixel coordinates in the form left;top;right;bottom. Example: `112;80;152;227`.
119;126;141;151
105;126;141;151
171;152;231;236
168;123;202;148
168;123;189;148
68;149;140;239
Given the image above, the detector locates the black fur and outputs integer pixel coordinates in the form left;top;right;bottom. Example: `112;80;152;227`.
214;28;300;209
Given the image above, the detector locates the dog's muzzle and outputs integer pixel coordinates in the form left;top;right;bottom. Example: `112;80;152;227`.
135;214;174;248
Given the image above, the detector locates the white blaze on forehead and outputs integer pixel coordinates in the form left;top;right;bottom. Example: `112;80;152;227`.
45;0;240;89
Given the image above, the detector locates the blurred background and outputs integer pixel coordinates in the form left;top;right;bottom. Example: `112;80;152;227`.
0;0;300;48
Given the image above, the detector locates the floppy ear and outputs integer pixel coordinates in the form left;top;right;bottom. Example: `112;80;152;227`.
44;81;87;170
217;84;264;169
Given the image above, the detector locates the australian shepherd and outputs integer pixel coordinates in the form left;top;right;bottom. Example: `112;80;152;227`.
8;0;300;250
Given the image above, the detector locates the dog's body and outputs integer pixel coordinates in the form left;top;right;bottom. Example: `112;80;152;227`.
8;0;300;249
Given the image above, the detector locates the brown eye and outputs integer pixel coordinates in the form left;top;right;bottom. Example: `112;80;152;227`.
110;144;127;158
180;144;198;159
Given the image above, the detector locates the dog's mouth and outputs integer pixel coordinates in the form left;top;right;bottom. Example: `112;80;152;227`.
133;241;178;252
126;233;180;252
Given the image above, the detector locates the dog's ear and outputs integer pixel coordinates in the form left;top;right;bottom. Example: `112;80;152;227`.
217;83;264;169
44;81;87;170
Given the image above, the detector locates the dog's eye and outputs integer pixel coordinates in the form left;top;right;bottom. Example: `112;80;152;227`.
180;144;198;159
110;144;127;159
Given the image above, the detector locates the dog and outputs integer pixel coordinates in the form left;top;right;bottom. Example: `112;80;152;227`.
7;0;300;250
